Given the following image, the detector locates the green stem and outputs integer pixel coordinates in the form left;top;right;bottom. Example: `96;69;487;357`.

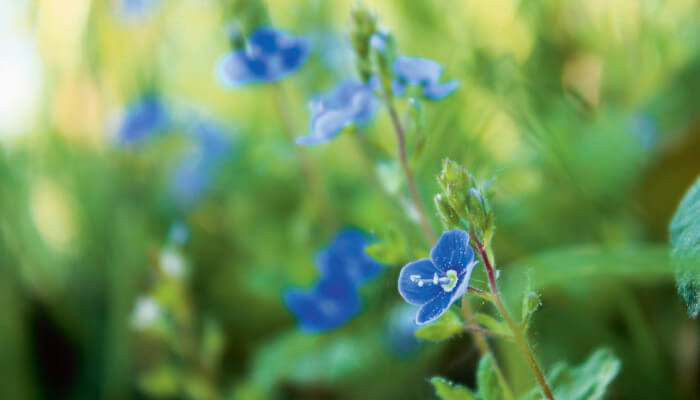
461;299;515;400
384;94;436;244
471;229;555;400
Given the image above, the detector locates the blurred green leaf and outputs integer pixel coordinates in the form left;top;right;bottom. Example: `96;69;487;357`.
477;354;506;400
365;224;409;265
474;313;511;337
415;309;463;342
139;364;180;398
521;348;621;400
430;377;477;400
670;174;700;318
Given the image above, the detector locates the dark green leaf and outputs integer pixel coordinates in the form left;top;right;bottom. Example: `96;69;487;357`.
670;174;700;318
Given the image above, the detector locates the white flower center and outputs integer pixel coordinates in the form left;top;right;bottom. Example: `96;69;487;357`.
409;269;459;292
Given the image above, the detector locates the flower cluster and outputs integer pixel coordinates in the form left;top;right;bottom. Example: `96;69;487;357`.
284;229;383;332
217;27;310;86
398;229;478;324
296;30;458;146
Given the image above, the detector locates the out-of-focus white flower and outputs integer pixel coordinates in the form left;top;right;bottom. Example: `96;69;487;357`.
131;296;161;330
159;248;188;278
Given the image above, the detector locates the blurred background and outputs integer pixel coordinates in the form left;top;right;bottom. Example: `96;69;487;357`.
0;0;699;399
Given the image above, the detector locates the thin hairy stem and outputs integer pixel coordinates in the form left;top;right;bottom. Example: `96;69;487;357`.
383;94;436;243
461;299;515;400
471;229;555;400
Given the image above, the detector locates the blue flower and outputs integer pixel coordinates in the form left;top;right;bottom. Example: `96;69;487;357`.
393;56;459;100
217;27;310;86
284;274;360;333
170;120;231;209
398;229;478;325
117;96;168;145
284;229;383;332
295;78;378;145
316;229;382;286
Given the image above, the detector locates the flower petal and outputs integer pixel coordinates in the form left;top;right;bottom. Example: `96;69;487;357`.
284;275;359;333
398;259;442;305
415;291;452;325
296;79;377;145
394;56;442;85
422;80;459;100
430;229;473;272
317;229;382;285
216;52;257;87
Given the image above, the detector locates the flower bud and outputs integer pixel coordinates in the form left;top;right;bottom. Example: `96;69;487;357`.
434;194;461;228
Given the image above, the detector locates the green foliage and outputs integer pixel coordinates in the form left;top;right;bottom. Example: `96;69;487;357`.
474;313;511;338
430;377;477;400
477;355;507;400
520;271;541;332
365;225;409;265
670;175;700;318
415;309;464;342
521;349;621;400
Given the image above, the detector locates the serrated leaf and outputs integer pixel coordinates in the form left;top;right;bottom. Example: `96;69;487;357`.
477;354;506;400
475;313;511;337
415;309;463;342
521;348;621;400
430;377;477;400
670;174;700;318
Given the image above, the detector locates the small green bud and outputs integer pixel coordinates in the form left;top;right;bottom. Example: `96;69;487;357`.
434;194;461;228
349;2;378;81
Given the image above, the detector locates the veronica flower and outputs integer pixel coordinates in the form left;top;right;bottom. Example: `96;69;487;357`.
284;229;383;332
117;96;168;145
217;27;310;86
315;229;382;286
398;229;478;325
393;56;459;100
284;274;360;333
295;78;378;145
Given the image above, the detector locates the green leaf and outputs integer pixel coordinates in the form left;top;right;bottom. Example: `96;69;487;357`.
365;225;409;265
474;313;511;337
415;309;464;342
521;348;621;400
670;174;700;318
430;377;477;400
477;354;506;400
138;364;180;398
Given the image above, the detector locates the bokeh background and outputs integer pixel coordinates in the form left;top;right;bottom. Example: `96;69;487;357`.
1;0;699;399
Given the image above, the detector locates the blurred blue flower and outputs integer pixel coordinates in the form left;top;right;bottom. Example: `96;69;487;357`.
385;303;422;357
316;229;382;286
284;229;382;332
295;78;378;145
628;113;658;150
284;274;360;333
217;27;310;86
170;155;212;209
117;96;168;145
117;0;160;21
393;56;459;100
398;229;478;325
170;120;231;209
